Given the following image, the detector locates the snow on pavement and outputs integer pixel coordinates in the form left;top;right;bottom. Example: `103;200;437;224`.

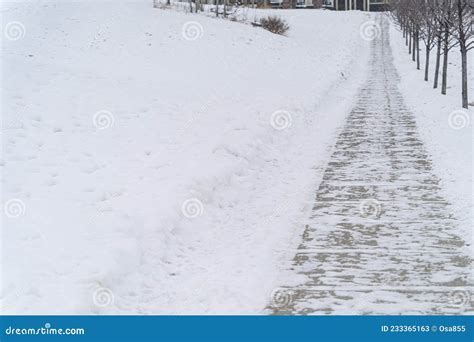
268;16;472;315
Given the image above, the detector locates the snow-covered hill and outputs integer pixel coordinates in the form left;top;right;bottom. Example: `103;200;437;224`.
1;1;372;313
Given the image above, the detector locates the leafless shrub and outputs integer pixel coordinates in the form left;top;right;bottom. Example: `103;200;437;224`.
153;0;171;8
260;16;290;36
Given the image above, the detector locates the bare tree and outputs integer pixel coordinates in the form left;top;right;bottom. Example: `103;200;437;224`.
439;0;457;95
420;0;439;81
452;0;474;107
391;0;472;107
433;13;444;88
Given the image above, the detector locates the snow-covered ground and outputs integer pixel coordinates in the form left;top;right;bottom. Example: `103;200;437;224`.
1;1;372;314
389;22;473;249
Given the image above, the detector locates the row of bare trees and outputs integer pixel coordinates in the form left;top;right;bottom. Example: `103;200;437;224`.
390;0;473;108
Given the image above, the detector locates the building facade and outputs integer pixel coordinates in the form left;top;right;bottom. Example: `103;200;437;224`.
270;0;322;8
267;0;387;10
184;0;386;10
324;0;389;11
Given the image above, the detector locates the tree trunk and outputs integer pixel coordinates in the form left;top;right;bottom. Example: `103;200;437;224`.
433;36;441;88
412;29;416;62
416;31;421;70
460;44;469;108
424;46;430;81
441;27;449;95
215;0;219;16
409;30;412;54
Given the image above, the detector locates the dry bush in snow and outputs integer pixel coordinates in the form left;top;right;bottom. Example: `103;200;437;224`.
260;16;290;36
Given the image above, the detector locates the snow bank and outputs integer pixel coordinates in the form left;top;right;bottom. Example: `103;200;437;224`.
1;1;371;314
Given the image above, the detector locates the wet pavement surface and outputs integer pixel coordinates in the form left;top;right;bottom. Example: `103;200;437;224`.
268;16;473;315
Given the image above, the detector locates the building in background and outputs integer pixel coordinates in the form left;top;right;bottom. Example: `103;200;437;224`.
324;0;389;11
178;0;387;10
248;0;387;10
270;0;322;8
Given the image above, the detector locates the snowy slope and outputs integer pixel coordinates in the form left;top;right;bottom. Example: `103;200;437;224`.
1;1;371;314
